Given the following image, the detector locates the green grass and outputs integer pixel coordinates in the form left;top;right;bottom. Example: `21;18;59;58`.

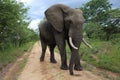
78;39;120;73
20;57;28;69
0;42;35;66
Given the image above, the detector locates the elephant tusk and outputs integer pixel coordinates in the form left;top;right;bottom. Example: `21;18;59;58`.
82;38;92;48
69;37;78;49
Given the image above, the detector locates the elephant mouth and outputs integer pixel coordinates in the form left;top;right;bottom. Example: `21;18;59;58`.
69;37;92;50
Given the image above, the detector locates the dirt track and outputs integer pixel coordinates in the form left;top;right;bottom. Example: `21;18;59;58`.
17;42;103;80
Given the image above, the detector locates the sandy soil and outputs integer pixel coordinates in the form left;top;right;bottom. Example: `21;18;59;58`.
17;42;103;80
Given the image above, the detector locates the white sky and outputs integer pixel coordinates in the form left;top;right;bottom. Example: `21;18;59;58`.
28;19;41;30
19;0;33;4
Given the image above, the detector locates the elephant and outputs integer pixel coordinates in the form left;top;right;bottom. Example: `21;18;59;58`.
39;4;92;75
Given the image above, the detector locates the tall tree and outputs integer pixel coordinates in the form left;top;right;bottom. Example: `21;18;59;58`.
81;0;111;23
103;8;120;40
81;0;120;40
0;0;38;50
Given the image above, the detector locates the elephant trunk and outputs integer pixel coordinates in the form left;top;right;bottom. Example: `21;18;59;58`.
69;37;78;49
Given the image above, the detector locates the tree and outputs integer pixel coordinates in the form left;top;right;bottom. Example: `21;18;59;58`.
81;0;111;23
0;0;38;50
81;0;120;40
102;8;120;40
83;22;105;39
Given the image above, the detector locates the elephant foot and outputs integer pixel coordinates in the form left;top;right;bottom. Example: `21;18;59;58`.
70;71;74;75
74;65;83;71
40;57;44;62
50;59;57;63
60;65;68;70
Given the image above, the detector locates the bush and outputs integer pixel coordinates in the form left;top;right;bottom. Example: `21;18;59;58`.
79;39;120;73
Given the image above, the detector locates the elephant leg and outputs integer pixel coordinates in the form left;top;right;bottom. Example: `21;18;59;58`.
74;53;82;71
49;44;57;63
69;50;82;75
54;32;68;70
73;41;82;71
69;52;75;75
40;40;47;62
58;44;68;70
67;39;82;73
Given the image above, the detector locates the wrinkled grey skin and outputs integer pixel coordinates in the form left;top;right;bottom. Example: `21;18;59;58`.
39;4;84;75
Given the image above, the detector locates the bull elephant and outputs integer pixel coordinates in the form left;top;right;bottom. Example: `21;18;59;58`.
39;4;92;75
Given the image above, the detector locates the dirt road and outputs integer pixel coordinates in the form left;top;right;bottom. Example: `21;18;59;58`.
17;42;103;80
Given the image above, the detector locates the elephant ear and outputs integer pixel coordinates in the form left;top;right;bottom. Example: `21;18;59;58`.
45;6;64;32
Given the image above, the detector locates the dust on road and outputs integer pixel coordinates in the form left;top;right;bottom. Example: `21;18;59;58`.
17;42;103;80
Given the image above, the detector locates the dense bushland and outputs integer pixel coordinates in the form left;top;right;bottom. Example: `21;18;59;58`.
0;0;38;66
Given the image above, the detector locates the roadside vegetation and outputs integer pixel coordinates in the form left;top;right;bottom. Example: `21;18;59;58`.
0;42;34;66
0;0;39;67
79;0;120;74
80;39;120;73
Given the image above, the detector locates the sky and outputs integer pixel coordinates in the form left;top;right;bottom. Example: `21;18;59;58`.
18;0;120;30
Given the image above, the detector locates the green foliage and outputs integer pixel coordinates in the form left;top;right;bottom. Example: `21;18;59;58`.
81;0;111;22
102;8;120;40
81;0;120;40
0;42;34;65
83;22;105;39
0;0;38;51
80;39;120;73
20;57;28;69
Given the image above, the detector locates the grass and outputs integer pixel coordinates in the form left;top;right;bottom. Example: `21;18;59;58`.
0;42;35;66
20;57;28;69
64;39;120;79
79;39;120;73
